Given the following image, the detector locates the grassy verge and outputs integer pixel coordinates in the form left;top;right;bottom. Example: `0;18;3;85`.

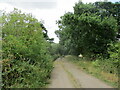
65;55;118;88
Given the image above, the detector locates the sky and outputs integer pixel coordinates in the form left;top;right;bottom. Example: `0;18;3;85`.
0;0;119;43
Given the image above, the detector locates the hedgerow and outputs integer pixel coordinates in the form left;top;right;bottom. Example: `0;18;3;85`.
1;8;53;88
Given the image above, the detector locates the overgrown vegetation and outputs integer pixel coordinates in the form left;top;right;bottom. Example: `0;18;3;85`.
1;9;53;88
55;1;120;88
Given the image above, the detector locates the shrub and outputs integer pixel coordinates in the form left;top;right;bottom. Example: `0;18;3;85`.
2;8;53;88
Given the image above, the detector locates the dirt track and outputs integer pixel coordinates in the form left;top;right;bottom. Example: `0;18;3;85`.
48;58;113;88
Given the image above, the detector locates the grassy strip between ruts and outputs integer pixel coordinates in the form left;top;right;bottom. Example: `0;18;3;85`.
64;55;118;88
60;61;81;88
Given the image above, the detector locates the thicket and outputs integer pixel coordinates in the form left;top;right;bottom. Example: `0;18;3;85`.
1;9;53;88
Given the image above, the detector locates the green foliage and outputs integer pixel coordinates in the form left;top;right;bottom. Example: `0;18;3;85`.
2;8;53;88
48;43;67;60
48;43;60;60
92;42;119;76
56;1;118;58
2;60;52;88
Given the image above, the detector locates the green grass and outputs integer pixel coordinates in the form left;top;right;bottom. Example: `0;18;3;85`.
64;55;118;88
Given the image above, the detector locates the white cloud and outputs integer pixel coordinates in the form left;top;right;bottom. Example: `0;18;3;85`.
0;2;60;43
0;0;57;2
0;0;115;43
0;3;14;12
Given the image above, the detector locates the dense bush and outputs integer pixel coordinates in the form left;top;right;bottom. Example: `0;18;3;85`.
1;8;53;88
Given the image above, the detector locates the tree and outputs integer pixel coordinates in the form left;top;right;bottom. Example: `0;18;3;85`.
56;1;118;58
94;1;120;39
